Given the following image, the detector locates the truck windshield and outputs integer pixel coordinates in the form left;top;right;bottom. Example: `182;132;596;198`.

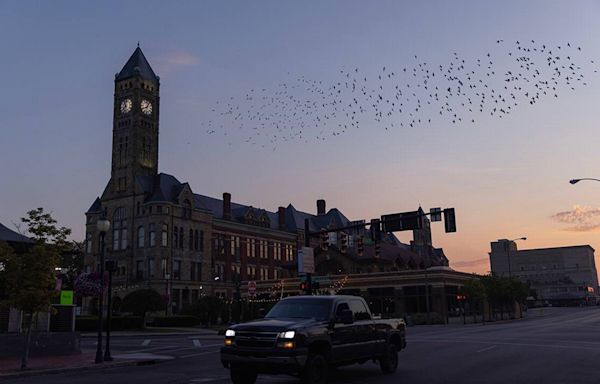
265;299;332;321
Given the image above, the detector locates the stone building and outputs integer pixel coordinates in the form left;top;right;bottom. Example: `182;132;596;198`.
489;239;599;305
83;47;455;314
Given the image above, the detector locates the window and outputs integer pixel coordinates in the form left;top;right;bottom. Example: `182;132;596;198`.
200;230;204;251
149;224;156;247
157;205;162;214
86;233;92;254
189;229;194;250
148;258;155;278
349;299;371;321
247;265;256;279
247;238;256;258
137;226;145;248
173;227;178;248
112;208;127;250
174;260;181;280
161;258;167;278
274;242;281;261
194;229;199;250
260;240;267;259
183;199;192;218
179;226;184;248
136;260;144;280
161;224;168;247
260;267;269;280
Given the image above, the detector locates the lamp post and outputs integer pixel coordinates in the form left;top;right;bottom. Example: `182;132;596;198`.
95;217;110;364
104;260;117;361
165;273;171;316
569;178;600;185
505;237;526;278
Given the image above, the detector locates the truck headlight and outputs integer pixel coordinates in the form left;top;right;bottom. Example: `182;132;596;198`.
278;330;295;339
225;329;236;337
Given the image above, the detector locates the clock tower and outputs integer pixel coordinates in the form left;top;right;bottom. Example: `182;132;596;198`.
109;46;160;196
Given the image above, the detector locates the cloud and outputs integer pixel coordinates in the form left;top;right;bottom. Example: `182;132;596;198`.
550;205;600;232
155;51;200;74
452;258;489;268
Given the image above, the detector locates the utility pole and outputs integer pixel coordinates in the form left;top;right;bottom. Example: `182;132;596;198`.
304;218;312;295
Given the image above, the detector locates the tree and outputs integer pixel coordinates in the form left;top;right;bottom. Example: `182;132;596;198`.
460;277;486;323
0;208;70;369
122;289;165;323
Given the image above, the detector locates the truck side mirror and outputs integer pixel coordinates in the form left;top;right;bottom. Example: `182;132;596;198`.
338;309;354;324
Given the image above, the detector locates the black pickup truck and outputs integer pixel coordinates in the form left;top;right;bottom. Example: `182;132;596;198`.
221;295;406;384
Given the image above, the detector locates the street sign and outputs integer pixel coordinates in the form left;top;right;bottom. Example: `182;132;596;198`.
381;211;424;232
301;246;315;273
430;207;442;222
60;290;74;305
248;281;257;296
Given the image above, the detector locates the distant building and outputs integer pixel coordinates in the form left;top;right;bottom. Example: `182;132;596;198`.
489;240;599;305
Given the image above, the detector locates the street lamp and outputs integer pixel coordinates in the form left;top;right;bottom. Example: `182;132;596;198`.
95;217;110;364
104;260;117;361
505;237;526;278
165;273;171;316
569;178;600;185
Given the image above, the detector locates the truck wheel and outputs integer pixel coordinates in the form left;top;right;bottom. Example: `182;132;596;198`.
379;343;398;374
230;366;258;384
301;353;328;384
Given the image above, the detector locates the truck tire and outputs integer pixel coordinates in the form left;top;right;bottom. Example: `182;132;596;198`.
379;343;398;374
301;353;328;384
230;366;258;384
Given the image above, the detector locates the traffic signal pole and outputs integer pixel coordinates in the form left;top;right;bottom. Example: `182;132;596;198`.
304;218;312;295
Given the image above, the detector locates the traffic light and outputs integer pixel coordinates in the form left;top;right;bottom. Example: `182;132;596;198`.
357;236;364;256
370;219;382;242
340;232;348;254
320;231;329;251
375;242;381;258
444;208;456;233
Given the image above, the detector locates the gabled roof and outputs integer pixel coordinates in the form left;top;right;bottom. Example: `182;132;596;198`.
0;222;33;244
87;197;102;213
115;47;159;83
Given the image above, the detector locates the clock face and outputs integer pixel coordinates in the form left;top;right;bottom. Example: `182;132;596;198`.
140;99;153;115
120;99;132;114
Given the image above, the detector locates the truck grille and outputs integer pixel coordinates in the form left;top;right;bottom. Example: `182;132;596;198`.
235;331;278;348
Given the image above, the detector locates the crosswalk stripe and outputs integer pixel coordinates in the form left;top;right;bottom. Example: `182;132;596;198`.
193;339;202;348
141;339;151;346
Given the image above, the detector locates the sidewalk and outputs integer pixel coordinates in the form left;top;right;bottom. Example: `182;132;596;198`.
79;326;220;338
0;352;155;379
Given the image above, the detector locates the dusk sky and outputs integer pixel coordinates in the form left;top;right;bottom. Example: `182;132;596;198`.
2;1;600;274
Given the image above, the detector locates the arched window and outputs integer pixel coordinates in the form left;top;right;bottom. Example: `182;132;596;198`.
137;226;145;248
112;207;127;250
161;224;168;247
149;223;156;247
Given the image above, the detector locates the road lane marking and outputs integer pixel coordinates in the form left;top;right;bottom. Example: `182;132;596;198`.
193;339;202;348
141;339;151;346
412;338;600;351
180;350;220;358
476;345;497;353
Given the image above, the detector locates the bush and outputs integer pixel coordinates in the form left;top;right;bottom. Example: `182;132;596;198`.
150;315;200;327
75;316;144;331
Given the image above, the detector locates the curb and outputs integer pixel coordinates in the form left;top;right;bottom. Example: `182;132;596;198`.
0;358;159;379
80;331;219;338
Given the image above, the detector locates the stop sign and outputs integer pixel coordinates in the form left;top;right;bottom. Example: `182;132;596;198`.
248;281;257;296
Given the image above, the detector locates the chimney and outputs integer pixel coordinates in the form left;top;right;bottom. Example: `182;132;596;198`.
317;199;326;215
278;206;286;230
223;192;231;220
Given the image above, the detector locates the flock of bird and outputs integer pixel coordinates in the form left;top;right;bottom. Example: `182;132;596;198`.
202;40;594;150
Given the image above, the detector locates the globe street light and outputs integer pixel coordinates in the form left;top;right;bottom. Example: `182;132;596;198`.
95;217;110;364
506;237;526;278
570;178;600;185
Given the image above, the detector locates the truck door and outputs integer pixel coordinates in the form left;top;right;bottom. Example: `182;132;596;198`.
330;301;360;362
349;298;376;358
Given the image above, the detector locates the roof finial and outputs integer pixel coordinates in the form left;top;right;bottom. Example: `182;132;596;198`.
137;41;140;48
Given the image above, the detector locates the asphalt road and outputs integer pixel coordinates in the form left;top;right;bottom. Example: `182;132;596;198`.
5;307;600;384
